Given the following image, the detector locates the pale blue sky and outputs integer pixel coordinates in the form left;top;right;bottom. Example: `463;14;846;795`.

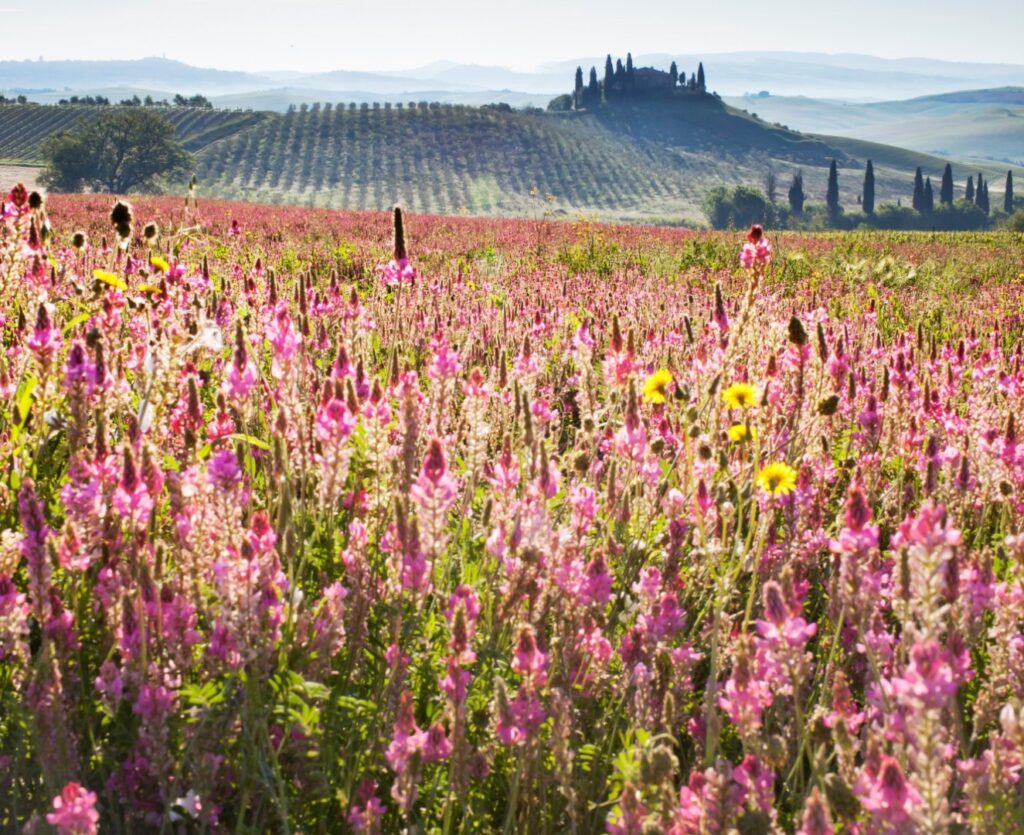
3;0;1021;71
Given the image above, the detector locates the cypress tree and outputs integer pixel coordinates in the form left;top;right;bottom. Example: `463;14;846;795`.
669;61;678;87
924;177;934;213
626;53;635;91
587;66;600;107
965;175;975;203
788;171;805;214
604;55;614;96
826;159;840;217
940;163;954;205
912;167;925;211
1006;170;1015;214
697;62;706;92
976;173;985;205
979;181;990;214
688;73;696;90
574;66;584;107
615;59;625;86
863;160;875;214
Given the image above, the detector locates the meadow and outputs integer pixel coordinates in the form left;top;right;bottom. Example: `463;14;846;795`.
1;185;1024;833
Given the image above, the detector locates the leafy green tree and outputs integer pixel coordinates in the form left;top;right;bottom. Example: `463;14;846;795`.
826;159;840;217
40;108;192;193
940;163;954;205
965;175;975;203
669;61;678;87
703;186;733;229
788;171;805;214
703;185;777;230
574;66;584;108
696;62;706;92
924;176;934;213
605;55;615;96
862;160;875;214
546;94;573;112
1006;171;1014;214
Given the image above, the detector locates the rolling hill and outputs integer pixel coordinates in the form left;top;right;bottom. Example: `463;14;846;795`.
725;88;1024;165
0;104;269;164
0;97;1017;223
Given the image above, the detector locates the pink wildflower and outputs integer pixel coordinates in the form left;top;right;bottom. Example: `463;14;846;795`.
46;782;100;835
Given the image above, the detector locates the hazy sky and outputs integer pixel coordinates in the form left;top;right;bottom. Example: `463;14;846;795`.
2;0;1021;71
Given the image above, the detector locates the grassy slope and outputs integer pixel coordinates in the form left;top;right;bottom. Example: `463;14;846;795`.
0;98;1008;222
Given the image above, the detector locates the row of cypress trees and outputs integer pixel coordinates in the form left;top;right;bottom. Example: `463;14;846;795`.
785;161;1014;217
908;164;1011;214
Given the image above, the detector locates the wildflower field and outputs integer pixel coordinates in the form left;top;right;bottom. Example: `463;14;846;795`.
2;185;1024;834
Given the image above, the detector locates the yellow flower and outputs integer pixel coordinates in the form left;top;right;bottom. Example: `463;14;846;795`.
756;462;798;496
722;382;759;410
643;368;673;404
728;423;757;443
149;256;170;273
92;269;127;290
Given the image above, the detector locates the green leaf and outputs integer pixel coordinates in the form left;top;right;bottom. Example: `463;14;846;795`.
62;312;91;334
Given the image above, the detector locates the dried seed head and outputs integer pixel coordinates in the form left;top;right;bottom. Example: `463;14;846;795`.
393;205;407;261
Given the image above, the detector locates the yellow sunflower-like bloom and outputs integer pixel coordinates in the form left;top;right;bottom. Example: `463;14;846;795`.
643;369;673;404
92;269;127;290
756;462;798;496
722;382;759;410
728;423;757;443
149;256;170;273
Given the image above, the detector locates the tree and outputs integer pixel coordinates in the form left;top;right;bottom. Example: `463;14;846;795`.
788;171;805;214
923;176;934;213
696;62;706;92
1006;170;1015;214
574;66;584;109
863;159;875;214
912;167;925;211
625;53;635;91
604;55;615;96
669;61;678;87
978;180;990;214
940;163;954;205
765;166;778;204
965;175;975;203
587;67;600;107
703;185;776;230
40;108;192;193
826;159;840;217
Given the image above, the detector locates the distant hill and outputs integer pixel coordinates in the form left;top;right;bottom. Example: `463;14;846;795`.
4;97;1016;223
725;88;1024;165
5;54;1024;108
208;88;552;112
0;58;273;95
